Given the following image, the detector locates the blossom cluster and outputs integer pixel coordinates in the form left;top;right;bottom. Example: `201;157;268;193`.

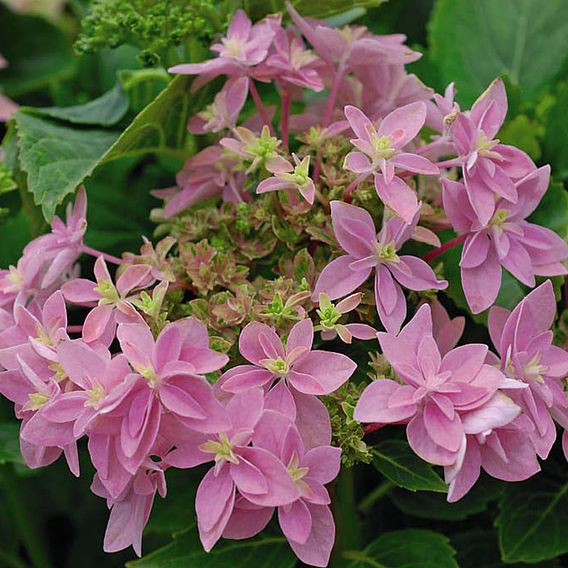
1;4;568;567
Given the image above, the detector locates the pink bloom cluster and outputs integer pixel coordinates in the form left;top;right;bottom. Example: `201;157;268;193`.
355;280;568;502
0;190;353;565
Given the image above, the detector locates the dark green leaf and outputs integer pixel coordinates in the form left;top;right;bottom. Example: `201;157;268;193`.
128;525;296;568
496;478;568;563
0;209;32;266
30;82;129;126
543;82;568;180
373;439;447;493
0;422;22;465
13;111;118;220
245;0;386;21
429;0;568;105
345;529;458;568
529;180;568;239
390;477;504;521
101;75;205;164
0;4;75;97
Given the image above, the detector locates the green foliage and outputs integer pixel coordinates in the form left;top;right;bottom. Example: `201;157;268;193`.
128;525;297;568
75;0;221;67
529;180;568;239
372;439;447;493
0;423;22;465
429;0;568;105
496;477;568;563
390;477;504;521
0;4;75;97
543;82;568;180
13;110;119;220
245;0;386;21
345;529;459;567
30;81;129;126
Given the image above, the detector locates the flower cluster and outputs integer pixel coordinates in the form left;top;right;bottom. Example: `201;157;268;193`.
1;4;568;567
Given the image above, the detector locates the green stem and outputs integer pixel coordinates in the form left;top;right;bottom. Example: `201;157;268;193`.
0;548;28;568
332;467;361;567
358;480;395;514
0;465;51;568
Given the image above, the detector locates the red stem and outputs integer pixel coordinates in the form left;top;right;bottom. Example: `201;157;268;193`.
422;233;466;263
67;325;83;334
280;87;291;151
363;423;383;435
249;78;275;136
81;245;123;265
322;63;346;128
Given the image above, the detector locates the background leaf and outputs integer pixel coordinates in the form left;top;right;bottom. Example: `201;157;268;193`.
496;477;568;563
345;529;458;567
30;82;129;126
429;0;568;105
128;525;297;568
0;422;22;465
372;439;447;492
13;110;118;220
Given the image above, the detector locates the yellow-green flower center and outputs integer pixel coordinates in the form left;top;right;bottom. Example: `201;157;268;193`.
199;433;239;464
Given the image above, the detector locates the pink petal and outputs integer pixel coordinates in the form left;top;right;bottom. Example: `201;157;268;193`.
330;201;377;258
377;101;427;148
355;379;417;423
291;351;356;395
374;175;419;223
239;322;284;365
313;255;372;301
279;499;312;545
407;413;460;466
461;247;502;314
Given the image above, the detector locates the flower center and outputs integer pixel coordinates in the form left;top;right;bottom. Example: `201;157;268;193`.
35;324;54;346
27;392;50;411
199;433;239;465
370;133;396;159
86;383;106;407
221;37;243;59
95;279;120;305
287;454;309;484
523;353;548;383
244;126;280;160
261;357;290;377
376;242;399;263
476;132;499;155
134;364;160;388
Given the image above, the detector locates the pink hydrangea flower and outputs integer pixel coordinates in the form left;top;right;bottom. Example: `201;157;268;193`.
169;10;280;91
61;256;152;344
257;154;315;204
255;28;324;91
448;78;535;225
0;53;18;121
23;186;88;289
92;456;167;557
427;298;465;356
222;410;341;567
343;103;438;222
354;304;516;466
188;77;249;134
488;281;568;459
313;201;447;332
217;317;356;397
287;2;421;70
165;389;300;551
153;145;248;218
443;165;568;313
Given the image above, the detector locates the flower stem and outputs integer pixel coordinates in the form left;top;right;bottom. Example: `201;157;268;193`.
358;480;395;514
322;63;346;128
280;87;291;151
81;245;123;265
67;325;83;334
422;233;466;263
436;157;462;169
249;78;275;135
343;172;371;201
0;466;51;568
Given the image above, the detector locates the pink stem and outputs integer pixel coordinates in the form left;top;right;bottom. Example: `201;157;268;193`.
67;325;83;334
249;78;275;135
422;233;466;263
280;87;291;151
81;245;123;265
322;63;346;128
436;158;462;169
343;171;371;201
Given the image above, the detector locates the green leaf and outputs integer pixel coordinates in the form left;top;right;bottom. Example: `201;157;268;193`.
101;75;203;164
128;525;297;568
372;439;447;493
0;209;32;266
529;179;568;239
390;477;504;521
0;4;75;97
499;115;543;161
0;422;23;465
13;111;118;221
543;82;568;180
496;478;568;563
429;0;568;105
30;82;129;126
345;529;458;568
244;0;386;21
